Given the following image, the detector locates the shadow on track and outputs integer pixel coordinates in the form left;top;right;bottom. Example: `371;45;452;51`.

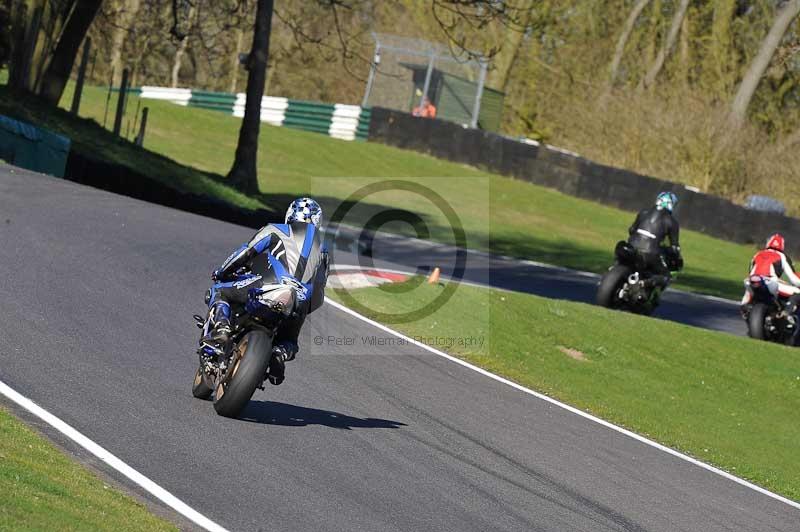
239;401;407;430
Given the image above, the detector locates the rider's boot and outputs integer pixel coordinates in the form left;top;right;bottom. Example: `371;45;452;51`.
740;304;752;320
267;341;298;386
644;274;668;290
201;301;232;350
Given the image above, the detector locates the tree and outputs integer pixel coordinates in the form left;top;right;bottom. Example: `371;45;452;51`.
479;0;543;92
228;26;244;93
608;0;652;88
223;0;543;193
108;0;142;87
0;1;12;69
39;0;103;104
703;0;737;96
641;0;690;88
729;0;800;128
170;1;196;87
9;1;48;92
226;0;273;194
7;0;103;104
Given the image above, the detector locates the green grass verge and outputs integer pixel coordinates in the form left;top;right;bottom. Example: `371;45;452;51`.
0;85;264;210
0;80;758;299
331;278;800;501
0;407;176;531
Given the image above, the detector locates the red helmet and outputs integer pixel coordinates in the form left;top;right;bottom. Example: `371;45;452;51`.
766;233;785;252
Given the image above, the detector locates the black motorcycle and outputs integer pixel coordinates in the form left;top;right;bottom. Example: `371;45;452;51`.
743;275;798;345
191;280;299;418
596;241;681;315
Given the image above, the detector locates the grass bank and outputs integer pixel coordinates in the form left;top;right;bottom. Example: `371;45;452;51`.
0;407;176;530
331;278;800;501
0;81;759;299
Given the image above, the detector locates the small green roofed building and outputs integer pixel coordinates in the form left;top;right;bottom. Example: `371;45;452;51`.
400;62;505;132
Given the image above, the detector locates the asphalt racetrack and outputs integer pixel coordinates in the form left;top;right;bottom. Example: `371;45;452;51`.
0;166;796;531
326;225;744;337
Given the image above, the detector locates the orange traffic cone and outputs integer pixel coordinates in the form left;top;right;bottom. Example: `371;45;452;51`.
427;267;441;284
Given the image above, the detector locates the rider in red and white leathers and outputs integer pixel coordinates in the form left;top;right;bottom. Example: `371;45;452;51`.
741;234;800;311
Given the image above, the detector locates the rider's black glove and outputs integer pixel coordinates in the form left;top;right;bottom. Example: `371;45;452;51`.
665;245;683;271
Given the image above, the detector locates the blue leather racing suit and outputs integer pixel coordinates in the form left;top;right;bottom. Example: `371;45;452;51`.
205;221;328;361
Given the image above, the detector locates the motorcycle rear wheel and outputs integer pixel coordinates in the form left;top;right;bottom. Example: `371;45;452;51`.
213;330;272;418
747;303;768;340
597;265;631;309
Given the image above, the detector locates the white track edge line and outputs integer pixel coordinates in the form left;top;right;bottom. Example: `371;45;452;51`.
0;380;230;532
323;297;800;511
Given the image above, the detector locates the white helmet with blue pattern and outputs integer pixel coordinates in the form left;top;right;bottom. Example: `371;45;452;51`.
655;191;677;212
285;197;323;227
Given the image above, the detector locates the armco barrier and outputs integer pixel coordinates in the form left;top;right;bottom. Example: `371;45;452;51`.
133;86;370;141
0;115;71;177
368;107;800;256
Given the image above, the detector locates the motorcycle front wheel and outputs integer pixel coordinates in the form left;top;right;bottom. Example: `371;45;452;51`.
596;265;631;309
213;330;272;418
191;366;213;400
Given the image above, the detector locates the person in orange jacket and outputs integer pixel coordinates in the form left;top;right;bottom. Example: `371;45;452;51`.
412;97;436;118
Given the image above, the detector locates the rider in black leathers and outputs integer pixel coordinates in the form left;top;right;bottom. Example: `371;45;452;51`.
627;192;682;289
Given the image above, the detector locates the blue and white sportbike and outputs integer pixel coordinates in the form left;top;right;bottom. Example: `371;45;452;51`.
192;199;327;418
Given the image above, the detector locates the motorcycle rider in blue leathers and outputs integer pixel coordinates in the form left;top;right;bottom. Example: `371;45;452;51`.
201;198;328;385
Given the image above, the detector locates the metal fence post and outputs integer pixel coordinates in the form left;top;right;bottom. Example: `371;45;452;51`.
135;107;149;147
103;69;114;128
419;51;435;110
129;97;141;139
113;68;129;136
70;37;91;115
90;47;98;80
470;58;488;129
362;43;380;108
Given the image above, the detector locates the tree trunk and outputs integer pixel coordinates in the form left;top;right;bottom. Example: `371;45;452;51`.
264;51;274;95
31;0;72;93
677;8;690;85
6;0;24;89
227;0;273;195
607;0;652;88
488;26;527;92
728;0;800;128
644;0;662;67
38;0;102;105
704;0;737;97
641;0;690;88
131;26;155;89
229;27;244;93
170;3;196;88
108;0;141;87
486;1;533;92
8;0;40;92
